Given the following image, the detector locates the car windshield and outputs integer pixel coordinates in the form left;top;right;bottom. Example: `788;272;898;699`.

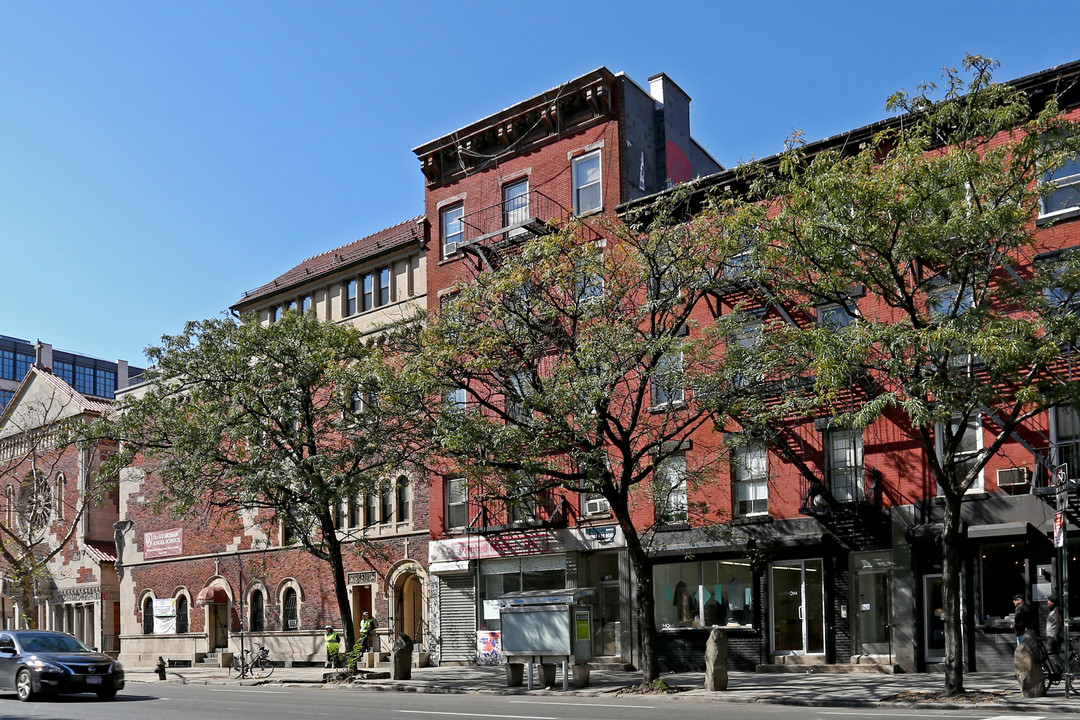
19;634;91;653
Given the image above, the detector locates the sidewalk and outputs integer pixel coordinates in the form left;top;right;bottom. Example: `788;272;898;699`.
124;662;1080;712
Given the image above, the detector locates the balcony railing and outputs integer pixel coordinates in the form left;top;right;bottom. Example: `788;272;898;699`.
458;190;568;249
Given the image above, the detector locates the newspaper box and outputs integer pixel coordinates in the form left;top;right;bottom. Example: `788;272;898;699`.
498;588;594;690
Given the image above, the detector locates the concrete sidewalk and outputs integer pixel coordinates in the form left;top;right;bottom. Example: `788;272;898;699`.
122;662;1080;712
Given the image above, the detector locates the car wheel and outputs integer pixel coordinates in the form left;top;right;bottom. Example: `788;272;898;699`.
16;669;34;702
96;687;117;700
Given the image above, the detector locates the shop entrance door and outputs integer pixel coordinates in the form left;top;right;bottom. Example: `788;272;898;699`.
922;574;946;663
593;583;621;658
769;558;825;655
855;569;890;654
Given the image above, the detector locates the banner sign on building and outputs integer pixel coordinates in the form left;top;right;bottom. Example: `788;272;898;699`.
153;597;177;634
144;528;183;558
429;533;551;563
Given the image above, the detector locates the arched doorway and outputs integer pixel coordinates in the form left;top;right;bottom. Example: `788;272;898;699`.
393;569;425;649
196;585;231;652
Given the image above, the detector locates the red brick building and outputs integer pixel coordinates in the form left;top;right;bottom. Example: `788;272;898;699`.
115;221;431;668
415;67;721;666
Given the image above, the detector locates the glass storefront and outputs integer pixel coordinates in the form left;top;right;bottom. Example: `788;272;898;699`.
654;558;754;629
769;558;825;655
477;555;566;633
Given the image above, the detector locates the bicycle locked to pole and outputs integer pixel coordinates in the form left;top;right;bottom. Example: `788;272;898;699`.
228;643;275;679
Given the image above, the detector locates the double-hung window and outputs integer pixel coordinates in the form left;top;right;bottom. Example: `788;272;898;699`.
441;204;464;257
572;151;602;215
377;267;391;306
733;444;768;517
503;179;529;237
937;414;983;492
447;478;468;530
1054;405;1080;484
827;429;863;503
345;279;358;316
654;454;688;524
1041;153;1080;218
818;301;857;328
651;348;684;407
446;386;466;413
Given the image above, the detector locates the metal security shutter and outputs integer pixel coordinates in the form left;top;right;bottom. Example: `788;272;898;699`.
439;575;476;664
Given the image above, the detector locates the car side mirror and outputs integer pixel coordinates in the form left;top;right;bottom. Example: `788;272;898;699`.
91;647;99;652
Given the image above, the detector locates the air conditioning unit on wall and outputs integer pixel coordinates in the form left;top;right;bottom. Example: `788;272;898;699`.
997;467;1031;488
583;495;610;516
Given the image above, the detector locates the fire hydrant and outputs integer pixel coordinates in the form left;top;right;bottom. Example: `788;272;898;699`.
156;657;167;680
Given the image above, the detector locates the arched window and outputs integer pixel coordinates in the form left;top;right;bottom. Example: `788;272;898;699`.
175;595;189;634
250;590;265;632
55;473;66;520
282;588;298;630
142;597;154;634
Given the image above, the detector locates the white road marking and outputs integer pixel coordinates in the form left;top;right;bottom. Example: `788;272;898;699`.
399;712;556;720
510;700;655;709
820;714;1043;719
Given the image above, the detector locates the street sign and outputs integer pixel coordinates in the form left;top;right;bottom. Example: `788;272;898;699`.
1056;463;1070;512
1056;511;1065;548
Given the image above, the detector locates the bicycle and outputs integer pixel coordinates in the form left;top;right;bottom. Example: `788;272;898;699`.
228;644;275;679
1037;637;1080;691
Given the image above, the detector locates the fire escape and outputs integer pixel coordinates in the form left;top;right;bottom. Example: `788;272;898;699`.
455;190;570;271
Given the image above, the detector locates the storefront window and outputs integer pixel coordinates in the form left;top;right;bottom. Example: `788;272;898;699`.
654;559;754;629
978;541;1027;621
478;559;566;632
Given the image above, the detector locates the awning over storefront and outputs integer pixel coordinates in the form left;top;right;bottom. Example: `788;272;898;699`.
429;560;471;575
195;585;229;605
966;521;1037;540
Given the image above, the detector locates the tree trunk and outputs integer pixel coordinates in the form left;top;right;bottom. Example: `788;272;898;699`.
320;512;356;652
17;573;36;629
941;493;965;695
611;496;659;684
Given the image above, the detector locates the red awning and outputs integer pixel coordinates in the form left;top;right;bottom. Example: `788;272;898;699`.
196;586;229;606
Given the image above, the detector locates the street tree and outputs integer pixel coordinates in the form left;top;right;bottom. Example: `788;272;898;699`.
739;56;1080;694
0;378;115;627
86;311;429;653
405;203;757;684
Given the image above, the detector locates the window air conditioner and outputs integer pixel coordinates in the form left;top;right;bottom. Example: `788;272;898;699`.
996;467;1031;488
583;495;610;516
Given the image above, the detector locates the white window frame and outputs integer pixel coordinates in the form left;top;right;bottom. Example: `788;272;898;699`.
654;454;688;524
446;386;466;414
817;301;857;328
826;429;863;503
503;178;530;237
734;444;768;517
572;150;602;215
651;348;684;408
441;204;465;258
935;413;984;493
1040;154;1080;219
447;478;468;531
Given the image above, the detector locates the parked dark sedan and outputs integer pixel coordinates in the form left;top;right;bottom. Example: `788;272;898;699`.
0;630;124;701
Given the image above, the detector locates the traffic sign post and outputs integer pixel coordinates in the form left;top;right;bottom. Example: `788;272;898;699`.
1055;464;1071;697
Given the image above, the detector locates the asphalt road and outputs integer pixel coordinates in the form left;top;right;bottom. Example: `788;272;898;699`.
2;684;1079;720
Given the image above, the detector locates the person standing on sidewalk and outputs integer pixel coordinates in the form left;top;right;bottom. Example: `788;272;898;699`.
324;625;341;668
1012;593;1035;646
1047;593;1064;654
358;612;376;654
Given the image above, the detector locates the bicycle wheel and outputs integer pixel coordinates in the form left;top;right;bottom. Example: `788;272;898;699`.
253;657;274;679
228;655;242;678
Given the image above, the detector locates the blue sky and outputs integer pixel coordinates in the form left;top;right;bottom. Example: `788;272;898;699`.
2;1;1078;366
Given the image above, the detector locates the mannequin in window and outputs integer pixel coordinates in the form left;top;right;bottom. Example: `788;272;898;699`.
673;580;693;623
